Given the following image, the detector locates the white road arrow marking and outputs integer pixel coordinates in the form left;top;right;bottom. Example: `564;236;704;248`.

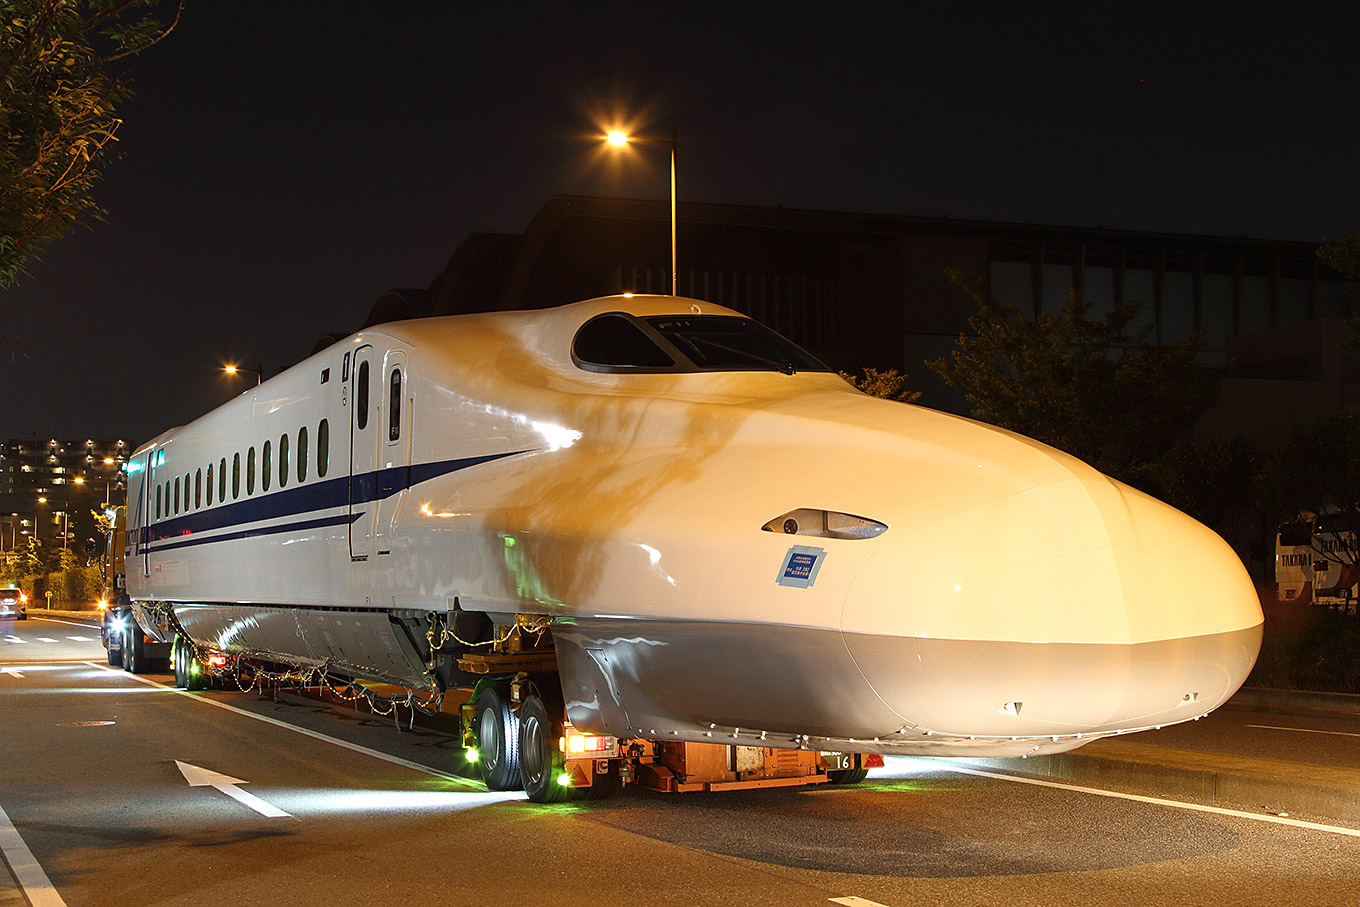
175;761;291;818
0;668;25;678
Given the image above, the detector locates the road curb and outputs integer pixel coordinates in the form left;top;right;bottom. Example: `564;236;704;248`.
1229;686;1360;716
960;691;1360;825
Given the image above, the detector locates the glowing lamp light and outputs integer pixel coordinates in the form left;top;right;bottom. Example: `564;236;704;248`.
465;747;480;764
606;130;628;146
556;772;572;787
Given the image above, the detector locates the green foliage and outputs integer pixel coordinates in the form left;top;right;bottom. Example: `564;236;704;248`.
839;367;922;403
0;0;179;286
1251;608;1360;693
1255;406;1360;575
927;269;1222;478
1132;436;1263;555
1318;236;1360;355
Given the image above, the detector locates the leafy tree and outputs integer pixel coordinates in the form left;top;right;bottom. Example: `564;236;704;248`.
840;367;922;403
1132;436;1263;558
0;0;180;286
927;269;1221;479
1256;407;1360;587
1318;236;1360;355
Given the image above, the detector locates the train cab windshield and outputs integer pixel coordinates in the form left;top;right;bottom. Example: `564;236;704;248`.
573;313;830;375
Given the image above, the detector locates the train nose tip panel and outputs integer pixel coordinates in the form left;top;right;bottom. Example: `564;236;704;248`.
842;475;1264;737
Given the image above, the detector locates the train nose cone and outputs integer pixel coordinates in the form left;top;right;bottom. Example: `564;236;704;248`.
841;473;1263;738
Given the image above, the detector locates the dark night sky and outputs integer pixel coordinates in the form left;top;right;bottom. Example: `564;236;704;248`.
3;2;1359;446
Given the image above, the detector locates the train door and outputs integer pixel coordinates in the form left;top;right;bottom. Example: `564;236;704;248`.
348;345;376;561
138;449;158;578
374;350;409;556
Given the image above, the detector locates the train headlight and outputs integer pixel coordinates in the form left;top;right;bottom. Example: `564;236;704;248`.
762;509;887;540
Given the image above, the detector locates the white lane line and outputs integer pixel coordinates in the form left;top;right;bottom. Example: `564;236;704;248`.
830;898;892;907
32;618;100;629
6;636;26;643
85;662;483;788
0;798;68;907
1247;724;1360;739
64;636;94;642
36;638;58;642
932;761;1360;838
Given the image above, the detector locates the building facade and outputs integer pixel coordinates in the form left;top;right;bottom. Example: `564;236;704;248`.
363;195;1355;443
1;437;130;559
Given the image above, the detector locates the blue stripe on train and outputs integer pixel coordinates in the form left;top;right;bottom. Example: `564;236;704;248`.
139;449;533;552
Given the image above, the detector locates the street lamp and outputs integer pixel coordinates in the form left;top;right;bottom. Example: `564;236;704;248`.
224;363;264;386
604;127;681;296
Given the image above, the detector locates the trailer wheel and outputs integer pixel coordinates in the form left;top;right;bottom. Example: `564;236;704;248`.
124;627;144;674
518;692;572;803
827;755;869;785
475;685;522;791
173;637;205;691
172;636;186;687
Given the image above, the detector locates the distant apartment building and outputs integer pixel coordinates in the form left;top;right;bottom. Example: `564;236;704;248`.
0;437;130;556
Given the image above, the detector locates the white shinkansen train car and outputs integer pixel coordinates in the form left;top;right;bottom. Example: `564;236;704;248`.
124;294;1263;801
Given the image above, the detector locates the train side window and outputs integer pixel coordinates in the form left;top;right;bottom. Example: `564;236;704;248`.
247;447;256;495
279;433;290;488
232;453;241;499
388;367;402;442
357;360;370;430
206;463;213;506
219;457;227;502
317;419;329;477
297;426;308;482
156;484;162;520
195;468;202;510
262;440;272;492
174;476;180;515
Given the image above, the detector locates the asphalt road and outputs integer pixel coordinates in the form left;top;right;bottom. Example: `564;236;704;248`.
2;617;1359;907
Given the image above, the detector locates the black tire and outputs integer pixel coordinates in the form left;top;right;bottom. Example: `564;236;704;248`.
475;685;522;791
518;692;572;803
172;636;186;687
827;754;870;785
184;640;206;691
124;626;144;674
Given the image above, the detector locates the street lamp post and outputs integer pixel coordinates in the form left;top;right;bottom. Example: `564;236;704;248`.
606;128;680;296
224;363;264;386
